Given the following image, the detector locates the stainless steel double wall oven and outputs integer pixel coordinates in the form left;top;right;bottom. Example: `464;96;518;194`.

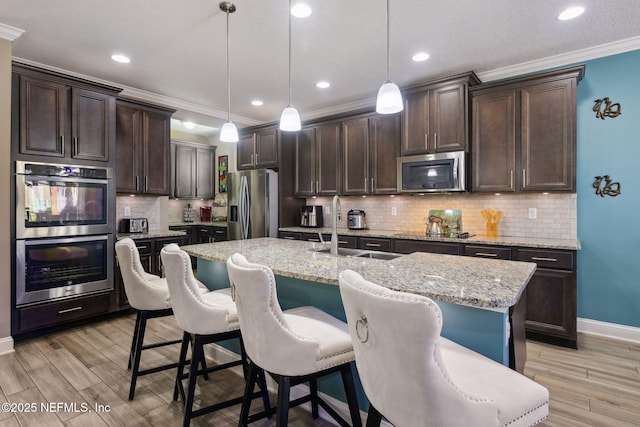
15;161;114;306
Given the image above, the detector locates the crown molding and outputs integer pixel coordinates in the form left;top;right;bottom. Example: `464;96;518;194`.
303;97;375;121
11;57;261;127
12;35;640;126
119;87;261;126
477;36;640;82
0;23;25;42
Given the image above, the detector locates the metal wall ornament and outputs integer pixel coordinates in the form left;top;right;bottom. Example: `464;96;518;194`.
593;97;621;120
593;175;621;197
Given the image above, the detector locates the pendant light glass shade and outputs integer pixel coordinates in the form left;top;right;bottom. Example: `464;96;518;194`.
280;0;301;132
220;121;239;142
376;80;403;114
280;105;301;131
220;2;238;142
376;0;403;114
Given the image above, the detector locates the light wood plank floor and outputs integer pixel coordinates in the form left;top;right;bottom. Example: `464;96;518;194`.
1;313;639;426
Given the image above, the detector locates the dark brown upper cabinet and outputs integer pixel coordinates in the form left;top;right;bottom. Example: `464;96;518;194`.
115;99;175;195
294;122;341;196
14;65;120;163
342;113;400;195
170;140;216;199
237;126;278;170
401;73;479;156
471;66;584;193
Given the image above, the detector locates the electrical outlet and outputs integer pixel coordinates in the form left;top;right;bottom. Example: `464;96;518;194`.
391;206;397;216
528;207;537;219
124;206;131;216
324;206;330;215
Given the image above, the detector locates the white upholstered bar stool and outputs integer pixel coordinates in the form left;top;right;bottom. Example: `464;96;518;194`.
338;269;549;427
115;237;184;401
226;253;362;427
160;244;270;427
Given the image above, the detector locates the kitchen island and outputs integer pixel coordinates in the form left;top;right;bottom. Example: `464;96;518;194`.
184;237;535;362
183;237;535;410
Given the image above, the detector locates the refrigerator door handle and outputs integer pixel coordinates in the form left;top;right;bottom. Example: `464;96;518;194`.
239;175;250;240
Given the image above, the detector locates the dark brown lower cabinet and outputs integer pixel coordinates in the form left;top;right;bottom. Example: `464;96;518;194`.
359;237;392;252
515;249;577;348
393;239;460;255
15;292;111;335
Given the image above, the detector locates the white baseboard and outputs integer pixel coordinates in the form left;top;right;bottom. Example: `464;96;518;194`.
577;317;640;344
0;336;15;355
205;344;390;426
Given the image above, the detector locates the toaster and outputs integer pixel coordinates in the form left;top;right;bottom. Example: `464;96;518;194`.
119;218;148;233
347;210;367;230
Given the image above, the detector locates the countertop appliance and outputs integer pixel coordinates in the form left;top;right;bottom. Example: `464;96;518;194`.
301;206;323;228
200;206;212;222
426;215;444;236
119;218;148;233
227;169;278;240
397;151;466;193
347;210;367;230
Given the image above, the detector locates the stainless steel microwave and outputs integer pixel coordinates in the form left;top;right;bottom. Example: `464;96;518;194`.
397;151;467;193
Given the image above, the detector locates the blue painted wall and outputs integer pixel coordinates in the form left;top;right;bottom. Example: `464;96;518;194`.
576;49;640;327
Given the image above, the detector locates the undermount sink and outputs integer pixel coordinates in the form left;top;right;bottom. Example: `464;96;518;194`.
355;251;403;260
314;247;402;260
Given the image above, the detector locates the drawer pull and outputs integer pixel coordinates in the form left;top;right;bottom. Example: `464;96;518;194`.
58;306;82;315
282;236;296;240
308;238;320;242
531;256;557;262
365;243;382;248
475;252;498;257
215;230;225;234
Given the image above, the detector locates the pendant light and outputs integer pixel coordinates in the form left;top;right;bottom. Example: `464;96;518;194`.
219;2;239;142
376;0;403;114
280;0;301;131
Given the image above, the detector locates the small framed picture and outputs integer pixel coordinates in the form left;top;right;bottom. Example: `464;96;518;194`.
218;155;228;192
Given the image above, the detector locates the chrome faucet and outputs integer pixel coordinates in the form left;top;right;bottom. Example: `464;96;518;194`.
331;195;341;256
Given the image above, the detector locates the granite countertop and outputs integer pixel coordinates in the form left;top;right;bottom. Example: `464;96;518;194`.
183;238;536;312
116;230;187;240
279;226;581;250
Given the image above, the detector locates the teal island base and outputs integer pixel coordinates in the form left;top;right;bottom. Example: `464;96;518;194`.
196;258;522;410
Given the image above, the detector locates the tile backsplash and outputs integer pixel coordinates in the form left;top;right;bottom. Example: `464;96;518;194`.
116;194;227;231
118;192;576;240
307;193;577;239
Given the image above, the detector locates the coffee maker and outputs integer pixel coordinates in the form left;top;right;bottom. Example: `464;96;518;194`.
300;206;323;228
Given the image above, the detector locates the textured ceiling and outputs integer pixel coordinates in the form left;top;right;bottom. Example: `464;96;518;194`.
2;0;640;135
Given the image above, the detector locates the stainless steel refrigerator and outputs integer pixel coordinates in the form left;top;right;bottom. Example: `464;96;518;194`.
227;169;279;240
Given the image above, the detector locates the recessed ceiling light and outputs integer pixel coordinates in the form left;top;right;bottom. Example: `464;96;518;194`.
412;52;430;62
558;6;585;21
111;54;130;63
291;3;312;18
251;100;264;106
182;121;196;129
316;81;330;89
